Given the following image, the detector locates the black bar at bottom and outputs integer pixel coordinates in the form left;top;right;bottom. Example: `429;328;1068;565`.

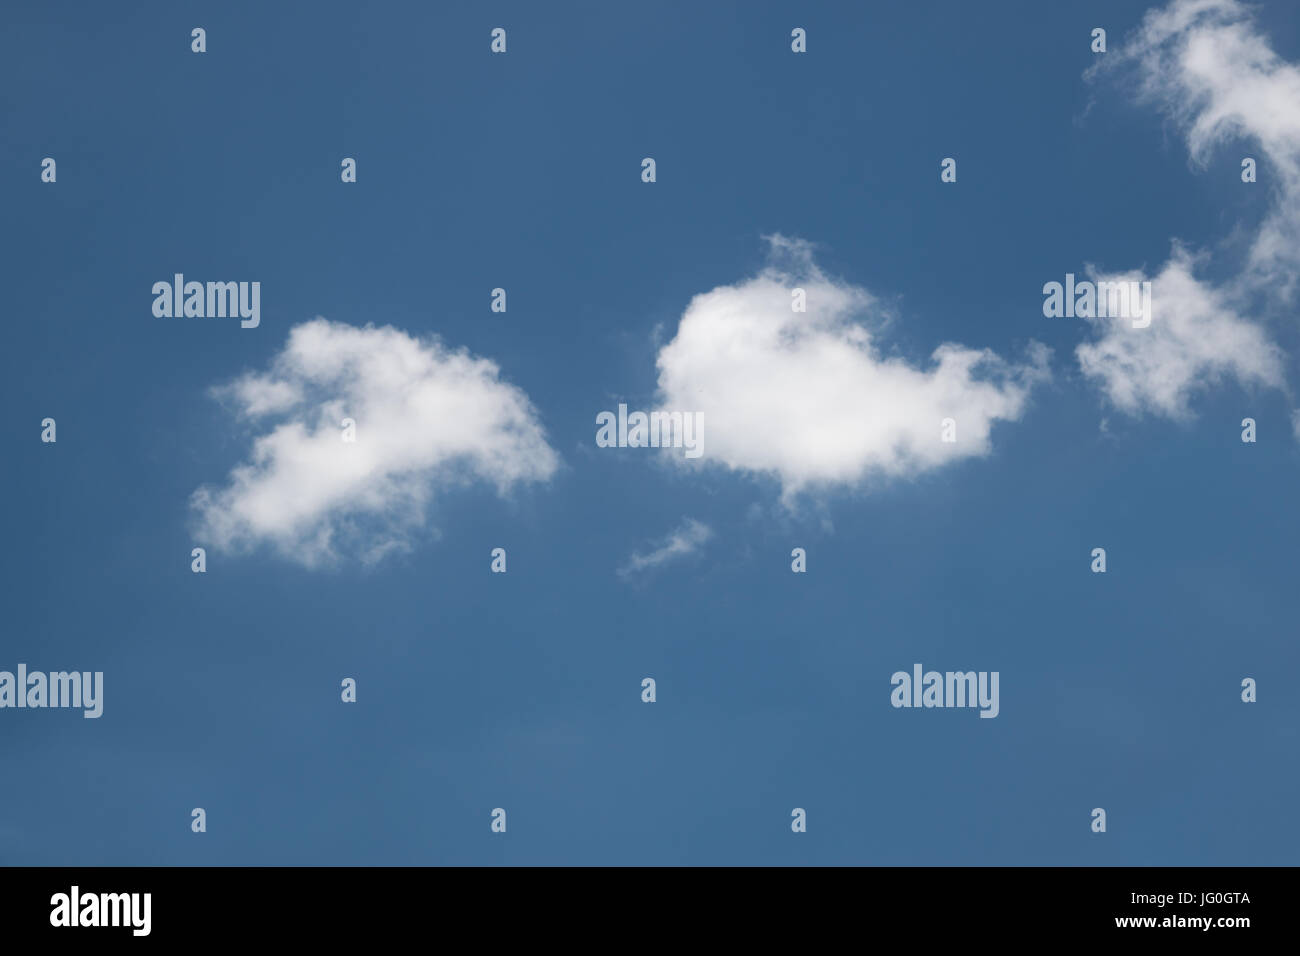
0;866;1277;941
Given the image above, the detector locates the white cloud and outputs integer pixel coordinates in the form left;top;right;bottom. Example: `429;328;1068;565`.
1078;0;1298;418
192;318;559;566
652;236;1050;499
1111;0;1300;293
618;518;713;578
1075;249;1285;419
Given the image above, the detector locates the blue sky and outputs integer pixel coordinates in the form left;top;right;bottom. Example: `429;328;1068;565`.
3;0;1299;865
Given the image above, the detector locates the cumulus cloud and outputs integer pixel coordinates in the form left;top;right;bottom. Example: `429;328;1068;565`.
618;518;713;578
652;236;1050;499
192;318;559;566
1078;0;1298;418
1076;249;1286;419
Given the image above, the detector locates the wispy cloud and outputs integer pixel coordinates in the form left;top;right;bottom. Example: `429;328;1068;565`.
618;518;713;578
192;318;559;566
1075;248;1285;420
1078;0;1298;419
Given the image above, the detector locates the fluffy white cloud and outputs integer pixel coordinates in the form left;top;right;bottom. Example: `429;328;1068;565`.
618;518;713;578
1076;250;1285;419
1078;0;1298;418
653;236;1050;499
193;318;559;566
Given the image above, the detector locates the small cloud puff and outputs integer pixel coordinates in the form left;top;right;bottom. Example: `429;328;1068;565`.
618;518;713;578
